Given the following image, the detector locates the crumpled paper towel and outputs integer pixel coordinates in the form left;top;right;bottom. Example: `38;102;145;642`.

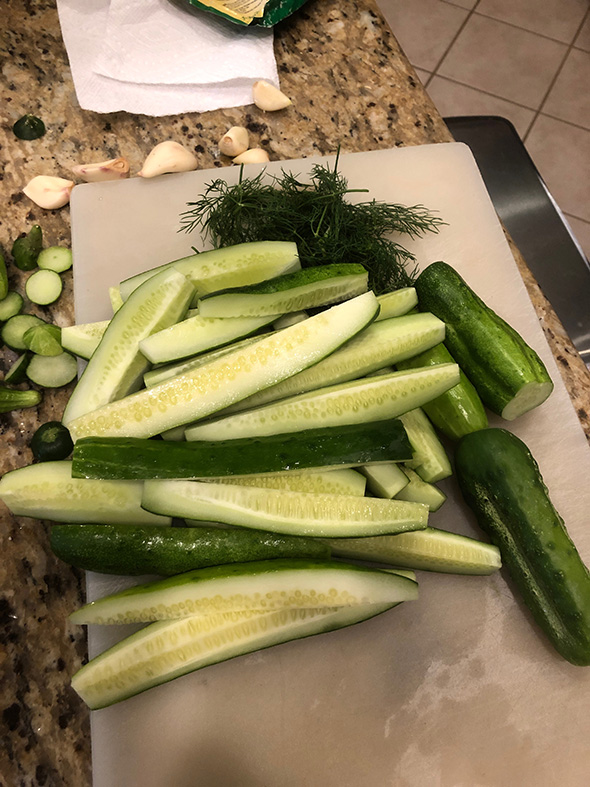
56;0;279;116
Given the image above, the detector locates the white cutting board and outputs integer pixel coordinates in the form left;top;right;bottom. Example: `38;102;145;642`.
70;145;590;787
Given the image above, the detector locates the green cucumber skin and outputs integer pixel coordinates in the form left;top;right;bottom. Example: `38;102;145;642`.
0;386;42;413
415;262;552;418
71;420;412;480
50;524;331;576
397;343;488;440
455;428;590;666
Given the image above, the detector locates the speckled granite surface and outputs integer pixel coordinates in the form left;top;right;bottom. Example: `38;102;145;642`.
1;0;588;784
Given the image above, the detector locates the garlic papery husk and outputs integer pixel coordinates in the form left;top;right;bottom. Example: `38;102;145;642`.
232;148;270;165
71;157;130;183
252;80;292;111
219;126;249;157
138;141;198;178
23;176;74;209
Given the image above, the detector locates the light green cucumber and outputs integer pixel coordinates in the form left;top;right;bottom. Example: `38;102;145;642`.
119;240;300;303
399;408;452;483
220;312;445;415
185;363;460;442
141;480;428;538
67;292;380;442
23;323;62;356
272;311;308;329
326;527;502;574
138;312;276;365
26;352;78;388
213;468;367;496
72;601;400;708
360;463;409;499
375;288;418;320
25;269;62;305
61;320;110;360
396;467;447;512
37;246;73;273
0;291;24;322
2;314;45;351
197;264;368;318
0;461;170;526
70;558;419;625
62;269;194;426
109;285;123;314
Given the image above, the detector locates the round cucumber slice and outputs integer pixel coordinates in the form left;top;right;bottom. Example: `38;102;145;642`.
0;291;24;322
26;351;78;388
25;269;63;305
1;314;45;351
37;246;73;273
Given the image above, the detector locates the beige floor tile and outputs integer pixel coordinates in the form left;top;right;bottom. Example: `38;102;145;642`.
426;76;535;137
376;0;468;71
439;15;567;108
476;0;589;44
574;13;590;52
544;49;590;130
443;0;478;9
413;68;432;86
564;214;590;260
526;115;590;222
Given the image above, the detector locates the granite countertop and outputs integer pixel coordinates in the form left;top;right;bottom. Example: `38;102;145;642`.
1;0;589;784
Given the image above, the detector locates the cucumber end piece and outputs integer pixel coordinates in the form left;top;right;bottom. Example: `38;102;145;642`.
500;380;554;421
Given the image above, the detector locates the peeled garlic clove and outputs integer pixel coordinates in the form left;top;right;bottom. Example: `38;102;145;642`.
71;157;130;183
232;148;270;165
23;176;74;209
219;126;249;157
138;141;198;178
252;80;292;111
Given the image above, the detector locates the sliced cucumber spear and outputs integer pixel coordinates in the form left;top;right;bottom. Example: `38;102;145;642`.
141;480;428;538
66;292;381;441
197;263;368;318
70;558;419;625
213;468;367;496
72;601;400;709
61;320;109;360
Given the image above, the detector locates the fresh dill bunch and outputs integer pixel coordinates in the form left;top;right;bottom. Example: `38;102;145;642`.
179;159;444;293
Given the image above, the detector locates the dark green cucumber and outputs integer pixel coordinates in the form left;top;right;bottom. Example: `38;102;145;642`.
0;386;42;413
12;225;43;271
415;262;553;421
30;421;74;462
455;428;590;666
397;342;488;440
71;420;412;480
50;524;331;575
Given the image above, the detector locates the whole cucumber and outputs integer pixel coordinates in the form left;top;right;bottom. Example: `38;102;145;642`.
50;524;331;576
455;428;590;666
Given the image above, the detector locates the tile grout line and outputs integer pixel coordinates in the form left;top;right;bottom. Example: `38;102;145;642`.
523;6;590;143
424;0;481;89
563;211;590;226
470;9;588;47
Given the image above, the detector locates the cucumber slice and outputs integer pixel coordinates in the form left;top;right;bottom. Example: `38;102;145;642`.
360;463;409;499
214;468;367;497
221;312;445;415
375;288;418;320
0;461;171;526
399;408;452;483
119;240;300;302
141;480;428;538
70;558;418;624
138;312;276;365
71;420;412;480
4;353;31;384
23;323;62;356
109;286;124;314
197;264;368;318
72;601;398;709
26;351;78;388
0;252;7;300
272;311;308;329
30;421;74;462
0;386;41;413
62;269;194;426
395;467;447;512
50;524;331;576
61;320;109;360
185;363;460;442
67;292;380;442
37;246;73;273
327;527;502;575
0;291;24;322
21;267;59;305
2;314;45;350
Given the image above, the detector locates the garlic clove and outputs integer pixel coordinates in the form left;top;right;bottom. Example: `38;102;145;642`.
23;176;74;210
252;80;292;112
219;126;249;157
138;141;198;178
232;148;270;165
71;157;130;183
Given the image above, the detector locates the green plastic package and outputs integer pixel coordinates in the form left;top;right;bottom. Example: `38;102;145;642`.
170;0;309;27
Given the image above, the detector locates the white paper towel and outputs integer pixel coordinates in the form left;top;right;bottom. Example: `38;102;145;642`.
56;0;279;116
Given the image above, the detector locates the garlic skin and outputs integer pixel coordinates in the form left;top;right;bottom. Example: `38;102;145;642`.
219;126;249;157
71;157;130;183
23;176;74;209
232;148;270;165
138;141;198;178
252;80;292;111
